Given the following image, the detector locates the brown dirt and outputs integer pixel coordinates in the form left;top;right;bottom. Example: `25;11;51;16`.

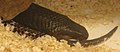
0;0;34;20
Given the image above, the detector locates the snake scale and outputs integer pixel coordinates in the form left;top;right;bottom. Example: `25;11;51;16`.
1;3;118;47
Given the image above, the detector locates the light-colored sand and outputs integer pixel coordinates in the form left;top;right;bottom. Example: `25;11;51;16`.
0;0;120;52
0;19;119;52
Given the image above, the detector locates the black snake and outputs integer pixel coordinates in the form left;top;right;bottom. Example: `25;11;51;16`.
1;3;118;47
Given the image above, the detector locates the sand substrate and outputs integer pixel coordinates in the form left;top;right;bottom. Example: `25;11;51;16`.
0;20;119;52
0;0;120;52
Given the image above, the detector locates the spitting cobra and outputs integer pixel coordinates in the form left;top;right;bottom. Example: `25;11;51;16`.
1;3;118;47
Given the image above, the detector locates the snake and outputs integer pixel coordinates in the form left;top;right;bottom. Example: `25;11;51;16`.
1;3;118;47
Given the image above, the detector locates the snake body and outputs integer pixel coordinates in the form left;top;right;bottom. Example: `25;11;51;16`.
2;3;118;47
